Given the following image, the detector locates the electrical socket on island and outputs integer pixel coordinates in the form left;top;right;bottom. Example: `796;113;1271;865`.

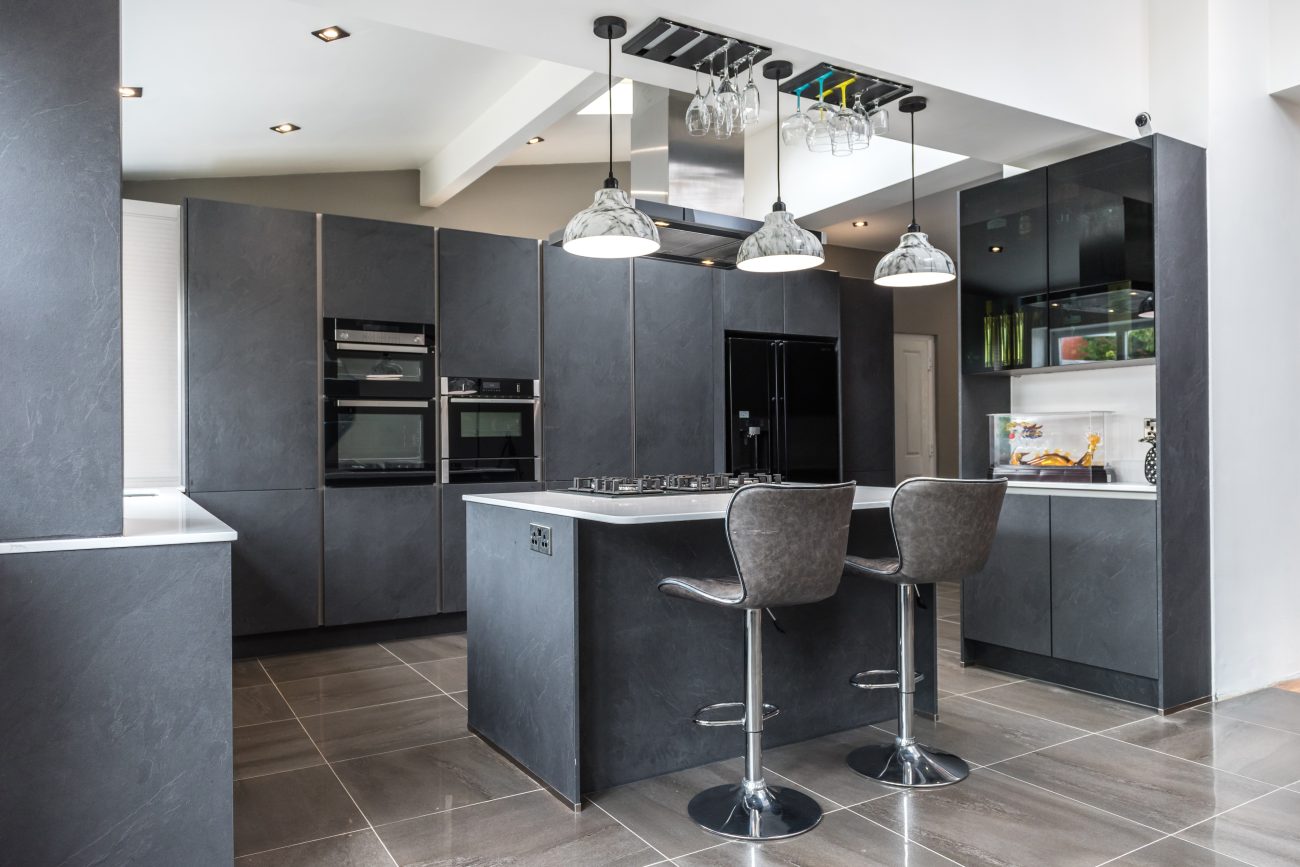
529;523;552;556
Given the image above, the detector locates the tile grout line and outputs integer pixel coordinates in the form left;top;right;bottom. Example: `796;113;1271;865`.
1093;787;1282;867
981;764;1175;838
234;827;373;862
378;643;469;711
844;804;969;867
1092;728;1295;788
960;689;1154;733
370;787;544;829
1192;705;1300;739
264;653;468;690
255;659;404;867
956;692;1099;735
328;733;480;766
586;798;674;865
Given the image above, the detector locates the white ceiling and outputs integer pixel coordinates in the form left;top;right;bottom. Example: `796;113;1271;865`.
121;0;539;179
498;114;631;167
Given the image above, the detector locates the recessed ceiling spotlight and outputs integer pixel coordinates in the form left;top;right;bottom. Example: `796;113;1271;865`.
852;220;869;228
653;220;671;228
700;259;716;266
988;245;1004;253
526;136;544;145
270;122;301;134
312;25;350;42
119;86;143;98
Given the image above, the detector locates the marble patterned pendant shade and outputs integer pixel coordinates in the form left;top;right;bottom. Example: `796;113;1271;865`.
736;208;825;272
563;187;661;259
873;230;955;287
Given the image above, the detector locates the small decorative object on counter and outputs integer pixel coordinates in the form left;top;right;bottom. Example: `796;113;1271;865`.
988;411;1114;483
1140;418;1158;485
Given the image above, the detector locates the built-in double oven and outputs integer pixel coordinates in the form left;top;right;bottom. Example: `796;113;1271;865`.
323;318;438;484
439;377;540;483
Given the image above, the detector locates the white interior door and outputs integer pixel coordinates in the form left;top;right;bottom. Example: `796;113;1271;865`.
894;333;937;481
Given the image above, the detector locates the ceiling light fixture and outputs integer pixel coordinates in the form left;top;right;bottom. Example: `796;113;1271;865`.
270;123;300;134
312;25;350;42
562;17;660;259
653;220;671;228
874;96;956;288
526;136;544;145
988;245;1003;253
701;259;715;266
119;86;143;98
736;60;825;273
852;220;869;228
1138;296;1155;319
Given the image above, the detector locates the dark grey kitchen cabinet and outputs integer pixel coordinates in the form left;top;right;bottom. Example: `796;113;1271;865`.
716;269;783;334
839;277;893;484
186;200;318;493
322;484;440;625
633;259;714;476
322;215;435;323
542;246;632;482
189;489;322;636
438;229;541;379
440;482;544;612
1050;496;1159;678
783;269;840;337
963;492;1053;656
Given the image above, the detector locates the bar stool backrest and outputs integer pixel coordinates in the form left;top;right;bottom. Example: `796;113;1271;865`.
725;482;857;609
890;478;1007;585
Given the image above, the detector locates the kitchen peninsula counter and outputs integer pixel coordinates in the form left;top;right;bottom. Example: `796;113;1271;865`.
464;485;934;807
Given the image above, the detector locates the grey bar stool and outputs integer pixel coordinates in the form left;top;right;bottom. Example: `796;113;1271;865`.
657;482;857;841
844;477;1006;787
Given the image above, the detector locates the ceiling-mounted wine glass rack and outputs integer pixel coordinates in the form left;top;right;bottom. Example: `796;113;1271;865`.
621;17;771;75
779;62;912;113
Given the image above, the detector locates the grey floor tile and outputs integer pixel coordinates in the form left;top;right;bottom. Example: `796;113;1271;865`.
761;726;899;808
1202;688;1300;735
376;789;654;867
967;679;1154;732
1179;788;1300;867
262;644;400;683
234;719;324;780
854;768;1160;867
302;694;468;761
333;736;538;825
235;829;393;866
937;618;960;654
673;809;951;866
936;593;960;622
934;650;1023;695
411;656;468;694
234;683;295;727
590;757;826;859
233;658;269;688
1108;836;1253;867
876;695;1083;767
277;664;438;717
382;633;467;664
1110;710;1300;786
234;764;366;857
991;735;1271;834
1291;782;1300;793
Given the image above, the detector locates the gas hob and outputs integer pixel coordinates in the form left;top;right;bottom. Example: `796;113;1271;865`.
568;473;783;497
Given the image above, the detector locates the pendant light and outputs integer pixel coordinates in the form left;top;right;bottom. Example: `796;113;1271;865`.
1137;295;1155;318
736;60;825;273
562;16;660;259
873;96;955;287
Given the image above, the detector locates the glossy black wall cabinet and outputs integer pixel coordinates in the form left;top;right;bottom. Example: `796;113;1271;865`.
0;0;123;541
322;215;434;323
542;247;632;482
323;485;440;624
633;259;714;476
440;481;544;613
438;229;540;379
191;489;322;636
186;200;318;492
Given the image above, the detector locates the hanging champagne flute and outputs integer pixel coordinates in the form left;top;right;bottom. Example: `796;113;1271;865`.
686;62;710;135
741;50;761;127
715;41;741;133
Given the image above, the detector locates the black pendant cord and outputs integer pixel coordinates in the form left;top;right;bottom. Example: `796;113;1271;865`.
908;108;919;232
775;72;783;207
607;34;614;184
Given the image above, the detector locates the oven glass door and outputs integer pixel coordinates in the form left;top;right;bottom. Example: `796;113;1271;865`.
324;400;437;482
443;398;537;460
324;343;434;399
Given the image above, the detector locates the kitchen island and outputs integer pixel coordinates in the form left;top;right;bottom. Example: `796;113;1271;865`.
463;485;936;806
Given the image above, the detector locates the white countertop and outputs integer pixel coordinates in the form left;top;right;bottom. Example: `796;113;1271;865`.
463;485;897;525
0;489;238;555
1006;480;1157;500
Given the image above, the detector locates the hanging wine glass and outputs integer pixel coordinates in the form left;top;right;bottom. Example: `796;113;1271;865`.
741;51;761;127
703;54;719;131
804;74;834;153
830;80;856;157
780;83;812;146
869;102;889;136
685;62;710;136
850;91;873;150
715;43;740;132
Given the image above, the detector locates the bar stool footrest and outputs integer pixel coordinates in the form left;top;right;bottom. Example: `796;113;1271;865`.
849;669;925;691
692;701;780;727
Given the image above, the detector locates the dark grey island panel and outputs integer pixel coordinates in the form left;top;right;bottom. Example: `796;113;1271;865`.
440;482;544;613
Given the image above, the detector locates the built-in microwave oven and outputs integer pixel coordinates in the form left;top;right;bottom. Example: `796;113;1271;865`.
324;318;435;400
439;377;541;483
324;398;438;483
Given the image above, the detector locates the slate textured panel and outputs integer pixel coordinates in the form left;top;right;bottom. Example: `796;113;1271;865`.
839;276;895;482
717;269;783;334
186;200;318;492
1051;496;1159;678
0;542;233;864
322;215;435;323
438;229;540;379
633;259;714;476
192;489;321;636
440;482;544;613
323;484;439;625
0;0;123;540
784;269;841;337
964;492;1053;656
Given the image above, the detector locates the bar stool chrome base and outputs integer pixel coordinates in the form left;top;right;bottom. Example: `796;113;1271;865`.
846;741;970;788
688;782;824;840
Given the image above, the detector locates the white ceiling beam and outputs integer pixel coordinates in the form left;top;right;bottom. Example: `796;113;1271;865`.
420;61;606;207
